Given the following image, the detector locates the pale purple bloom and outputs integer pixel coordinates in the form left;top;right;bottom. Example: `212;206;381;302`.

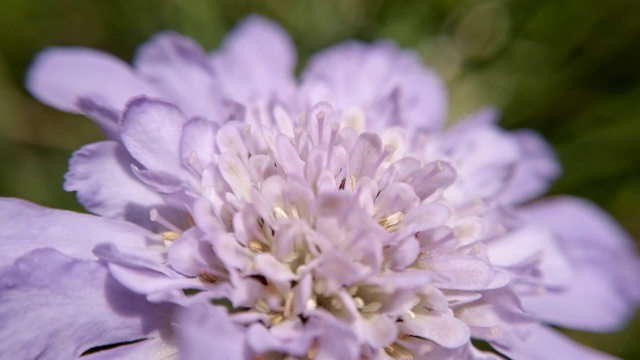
3;15;639;359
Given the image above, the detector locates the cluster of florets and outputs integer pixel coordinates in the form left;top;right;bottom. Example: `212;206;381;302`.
3;15;638;360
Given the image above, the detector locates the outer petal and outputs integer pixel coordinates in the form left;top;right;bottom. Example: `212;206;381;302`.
83;338;176;360
440;109;559;204
134;32;223;120
211;15;296;103
493;325;618;360
77;97;122;139
26;47;155;113
0;248;175;359
0;198;161;267
64;140;167;229
520;196;640;332
177;303;249;360
497;130;560;204
487;225;573;288
301;41;447;132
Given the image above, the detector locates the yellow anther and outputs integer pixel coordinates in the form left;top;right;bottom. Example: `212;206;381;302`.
248;239;270;252
198;271;218;283
161;231;180;241
273;207;288;220
378;212;404;232
270;313;284;326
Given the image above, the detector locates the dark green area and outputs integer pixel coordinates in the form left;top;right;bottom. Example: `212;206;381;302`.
1;0;639;357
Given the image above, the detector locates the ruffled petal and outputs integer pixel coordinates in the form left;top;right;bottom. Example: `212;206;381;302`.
301;41;447;132
120;97;188;174
26;47;155;113
520;196;640;332
64;140;167;229
497;130;560;204
0;198;160;267
134;32;223;120
211;15;296;103
487;225;573;288
0;248;175;359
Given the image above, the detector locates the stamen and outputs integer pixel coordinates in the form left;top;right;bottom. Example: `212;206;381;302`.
291;206;300;219
198;270;218;283
306;339;319;359
306;298;317;311
283;291;294;318
385;344;414;360
273;207;288;220
255;299;270;313
378;212;405;232
270;313;284;326
150;209;182;233
361;302;382;313
248;239;270;253
161;231;180;241
187;151;204;174
282;252;299;263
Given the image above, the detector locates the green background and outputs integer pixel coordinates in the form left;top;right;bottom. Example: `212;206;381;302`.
1;0;639;357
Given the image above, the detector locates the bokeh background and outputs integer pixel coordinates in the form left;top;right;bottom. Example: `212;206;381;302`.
1;0;639;357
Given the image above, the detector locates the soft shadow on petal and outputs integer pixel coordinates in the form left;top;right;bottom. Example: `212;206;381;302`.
26;47;155;113
493;325;618;360
520;196;640;332
120;97;188;175
177;303;249;360
134;32;223;120
65;140;168;230
0;198;160;267
82;337;176;360
0;248;175;359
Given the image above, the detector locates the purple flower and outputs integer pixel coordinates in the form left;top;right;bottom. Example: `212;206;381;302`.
3;15;639;359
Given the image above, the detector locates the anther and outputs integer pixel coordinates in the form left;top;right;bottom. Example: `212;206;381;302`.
378;212;404;232
198;271;218;283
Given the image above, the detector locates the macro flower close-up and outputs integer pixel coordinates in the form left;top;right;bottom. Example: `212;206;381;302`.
2;9;640;360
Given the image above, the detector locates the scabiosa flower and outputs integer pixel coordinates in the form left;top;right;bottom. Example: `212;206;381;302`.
3;15;639;359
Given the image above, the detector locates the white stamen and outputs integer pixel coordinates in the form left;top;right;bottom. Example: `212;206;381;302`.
361;302;382;313
306;298;317;311
378;212;404;232
274;207;288;220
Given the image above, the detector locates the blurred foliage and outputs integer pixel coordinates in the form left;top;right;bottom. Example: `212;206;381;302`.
1;0;639;357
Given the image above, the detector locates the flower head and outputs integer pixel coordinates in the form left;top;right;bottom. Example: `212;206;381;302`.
3;15;640;359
